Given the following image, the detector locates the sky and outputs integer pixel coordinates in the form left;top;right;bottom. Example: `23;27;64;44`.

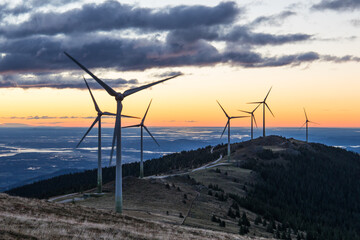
0;0;359;128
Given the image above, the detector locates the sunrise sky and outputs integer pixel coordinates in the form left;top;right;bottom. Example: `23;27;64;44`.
0;0;359;128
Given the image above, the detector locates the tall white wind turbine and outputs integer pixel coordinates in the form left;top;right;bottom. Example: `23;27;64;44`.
64;52;181;213
248;87;274;137
120;99;159;178
217;100;248;161
76;77;138;193
238;104;261;140
301;108;318;143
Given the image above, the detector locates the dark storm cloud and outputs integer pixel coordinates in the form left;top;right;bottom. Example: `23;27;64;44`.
0;35;222;72
250;10;296;27
322;54;360;62
166;25;311;46
0;1;358;90
0;1;240;38
154;71;184;78
0;3;31;20
0;34;359;83
312;0;360;11
255;52;320;67
222;26;311;45
0;72;138;89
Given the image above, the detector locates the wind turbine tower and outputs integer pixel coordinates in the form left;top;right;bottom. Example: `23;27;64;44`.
120;99;159;178
248;87;274;137
217;100;248;161
302;108;318;143
76;77;137;193
238;104;260;140
65;52;181;213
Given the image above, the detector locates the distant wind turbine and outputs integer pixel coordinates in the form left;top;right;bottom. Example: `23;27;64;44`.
121;99;159;178
248;87;274;137
64;52;181;213
238;104;261;140
76;77;138;193
217;100;248;161
301;108;318;143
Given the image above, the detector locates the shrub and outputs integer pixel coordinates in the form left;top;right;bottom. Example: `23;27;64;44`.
239;225;249;235
255;215;262;225
219;220;226;227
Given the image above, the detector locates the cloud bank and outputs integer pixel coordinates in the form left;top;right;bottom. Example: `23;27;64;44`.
312;0;360;11
0;0;358;89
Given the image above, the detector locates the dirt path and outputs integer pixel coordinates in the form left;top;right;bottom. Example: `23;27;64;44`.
145;154;224;179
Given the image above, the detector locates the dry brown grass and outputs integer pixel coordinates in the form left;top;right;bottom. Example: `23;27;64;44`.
0;193;271;240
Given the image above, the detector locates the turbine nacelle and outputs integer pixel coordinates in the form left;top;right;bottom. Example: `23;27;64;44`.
116;93;124;101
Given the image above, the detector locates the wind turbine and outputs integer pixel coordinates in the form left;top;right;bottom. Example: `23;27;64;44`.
121;99;159;178
76;77;138;194
301;108;318;143
64;52;181;213
238;104;261;140
248;87;274;137
217;100;248;161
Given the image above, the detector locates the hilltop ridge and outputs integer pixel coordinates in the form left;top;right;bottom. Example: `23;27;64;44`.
4;136;360;240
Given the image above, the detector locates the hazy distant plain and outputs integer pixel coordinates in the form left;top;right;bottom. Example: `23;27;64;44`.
0;127;359;191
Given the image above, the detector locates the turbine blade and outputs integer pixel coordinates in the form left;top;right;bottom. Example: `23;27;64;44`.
238;110;252;114
121;114;140;119
64;52;117;97
123;74;181;97
122;124;141;129
309;121;320;125
265;103;275;117
144;125;160;147
220;121;229;138
231;116;249;119
83;77;101;113
252;103;261;112
102;112;116;116
103;112;139;118
264;86;272;101
247;101;262;104
299;122;306;129
142;99;152;124
253;114;258;128
303;108;308;121
216;100;229;118
76;116;99;148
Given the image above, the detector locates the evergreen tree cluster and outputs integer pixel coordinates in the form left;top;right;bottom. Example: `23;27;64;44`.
238;212;250;235
233;143;360;240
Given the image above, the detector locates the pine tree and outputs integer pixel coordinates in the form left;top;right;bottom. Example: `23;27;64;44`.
241;212;250;226
255;215;262;225
239;225;249;235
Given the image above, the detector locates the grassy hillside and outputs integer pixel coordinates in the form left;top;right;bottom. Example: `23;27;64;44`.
0;193;253;240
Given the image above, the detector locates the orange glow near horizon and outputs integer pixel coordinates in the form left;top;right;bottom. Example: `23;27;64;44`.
1;63;359;128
